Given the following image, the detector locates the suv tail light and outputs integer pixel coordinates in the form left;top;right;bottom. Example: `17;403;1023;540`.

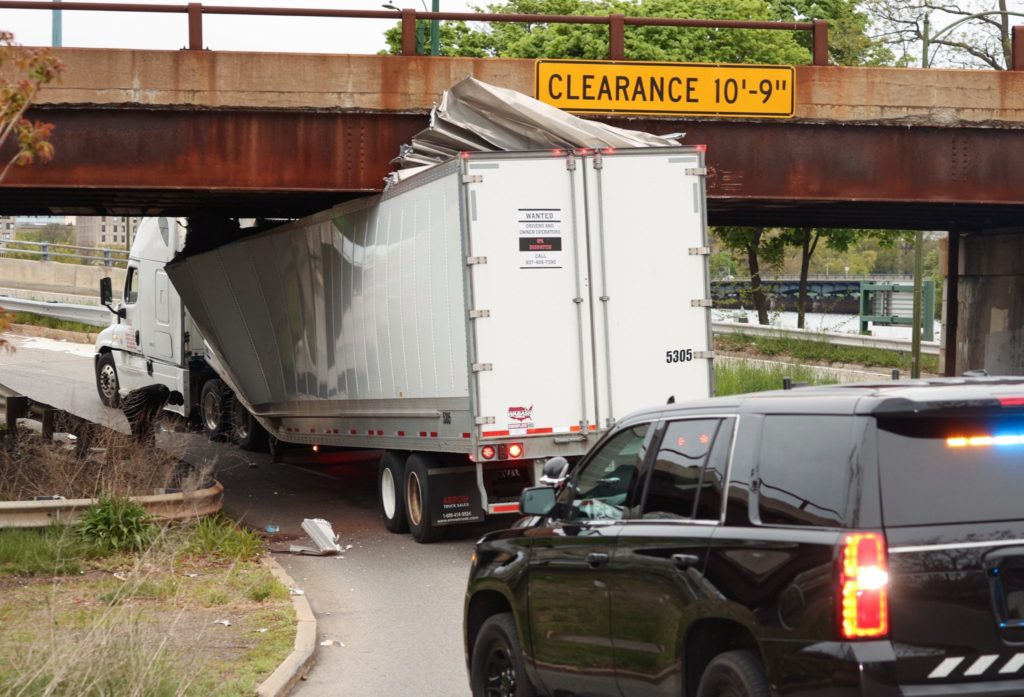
839;532;890;639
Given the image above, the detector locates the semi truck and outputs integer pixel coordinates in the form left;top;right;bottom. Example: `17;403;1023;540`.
99;146;714;541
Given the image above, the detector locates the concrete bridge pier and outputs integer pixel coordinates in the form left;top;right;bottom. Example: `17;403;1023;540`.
952;231;1024;376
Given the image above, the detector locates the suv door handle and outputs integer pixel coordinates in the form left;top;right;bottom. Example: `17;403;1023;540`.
672;553;700;570
586;552;610;568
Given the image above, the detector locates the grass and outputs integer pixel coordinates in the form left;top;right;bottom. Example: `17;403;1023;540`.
11;311;98;334
715;359;837;396
714;331;940;374
0;513;294;696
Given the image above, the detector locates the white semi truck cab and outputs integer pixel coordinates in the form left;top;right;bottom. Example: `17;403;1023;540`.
94;217;265;449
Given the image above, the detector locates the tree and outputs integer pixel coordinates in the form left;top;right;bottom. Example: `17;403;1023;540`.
17;222;73;245
715;226;785;324
0;32;64;351
865;0;1022;69
385;0;885;66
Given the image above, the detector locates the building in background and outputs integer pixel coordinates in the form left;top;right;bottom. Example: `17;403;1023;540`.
0;216;14;241
76;216;140;248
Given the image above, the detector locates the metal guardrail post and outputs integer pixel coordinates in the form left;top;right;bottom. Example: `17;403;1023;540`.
188;2;203;49
1014;26;1024;71
812;19;829;66
41;242;49;262
103;248;112;267
401;9;418;56
608;13;625;60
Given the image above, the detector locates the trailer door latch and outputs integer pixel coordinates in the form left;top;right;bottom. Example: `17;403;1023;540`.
462;174;483;184
469;309;490;319
691;299;713;308
466;256;488;266
475;416;495;425
689;246;711;256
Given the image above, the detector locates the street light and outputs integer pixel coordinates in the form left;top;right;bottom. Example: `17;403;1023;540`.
383;0;440;55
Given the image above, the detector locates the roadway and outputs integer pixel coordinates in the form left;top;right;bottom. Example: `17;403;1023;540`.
0;333;483;697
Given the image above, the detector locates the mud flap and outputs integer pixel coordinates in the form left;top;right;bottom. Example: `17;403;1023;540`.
427;465;485;526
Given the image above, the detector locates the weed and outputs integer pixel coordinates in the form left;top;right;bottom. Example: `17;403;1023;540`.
75;496;158;553
12;311;97;334
715;331;939;373
184;514;264;561
715;360;837;396
0;525;90;575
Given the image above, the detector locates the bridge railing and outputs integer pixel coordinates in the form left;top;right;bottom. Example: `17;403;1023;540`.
3;0;831;65
0;239;128;267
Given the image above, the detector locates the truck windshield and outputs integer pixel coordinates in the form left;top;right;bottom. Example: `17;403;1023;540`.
124;267;139;304
878;414;1024;527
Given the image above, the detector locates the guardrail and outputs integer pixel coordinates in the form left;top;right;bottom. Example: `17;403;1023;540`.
0;0;831;65
0;294;940;354
714;320;941;355
0;296;109;327
0;239;128;268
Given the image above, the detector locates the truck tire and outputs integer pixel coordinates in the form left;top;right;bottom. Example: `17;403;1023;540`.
695;650;770;697
378;451;409;534
200;378;231;441
404;453;443;543
230;398;267;452
469;613;537;697
95;352;121;408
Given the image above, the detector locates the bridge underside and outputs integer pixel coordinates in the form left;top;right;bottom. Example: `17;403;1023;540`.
2;107;1022;231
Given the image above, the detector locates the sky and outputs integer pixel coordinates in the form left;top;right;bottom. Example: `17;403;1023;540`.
1;0;477;55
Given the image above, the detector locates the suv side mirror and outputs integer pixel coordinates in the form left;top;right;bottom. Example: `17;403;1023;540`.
540;456;570;486
520;486;557;517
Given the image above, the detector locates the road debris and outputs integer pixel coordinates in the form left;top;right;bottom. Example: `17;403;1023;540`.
213;619;231;627
320;639;345;647
288;518;344;556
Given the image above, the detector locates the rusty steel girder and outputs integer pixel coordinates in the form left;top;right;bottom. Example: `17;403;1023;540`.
2;107;1024;229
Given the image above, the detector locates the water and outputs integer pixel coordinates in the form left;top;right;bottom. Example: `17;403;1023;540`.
712;309;942;342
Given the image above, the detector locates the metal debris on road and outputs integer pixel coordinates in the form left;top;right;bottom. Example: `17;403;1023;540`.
288;518;345;556
214;619;231;626
320;639;344;647
288;587;305;596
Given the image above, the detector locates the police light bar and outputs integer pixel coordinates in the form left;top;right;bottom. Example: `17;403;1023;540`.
946;434;1024;448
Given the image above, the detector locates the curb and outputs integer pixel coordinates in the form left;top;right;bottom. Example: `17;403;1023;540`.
257;555;318;697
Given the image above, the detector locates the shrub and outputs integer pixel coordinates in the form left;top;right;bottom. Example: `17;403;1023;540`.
75;496;157;553
184;514;264;561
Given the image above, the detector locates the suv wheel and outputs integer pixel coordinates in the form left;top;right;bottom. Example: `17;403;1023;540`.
696;650;770;697
470;613;537;697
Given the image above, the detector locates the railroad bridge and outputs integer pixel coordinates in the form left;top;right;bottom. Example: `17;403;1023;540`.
2;3;1024;374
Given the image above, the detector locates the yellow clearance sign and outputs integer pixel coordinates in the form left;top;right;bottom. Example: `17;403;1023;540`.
535;60;795;118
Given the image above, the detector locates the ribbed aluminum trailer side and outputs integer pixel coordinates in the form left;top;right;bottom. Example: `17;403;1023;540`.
166;147;713;542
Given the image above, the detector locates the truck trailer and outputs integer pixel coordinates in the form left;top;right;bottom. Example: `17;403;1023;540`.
108;147;713;541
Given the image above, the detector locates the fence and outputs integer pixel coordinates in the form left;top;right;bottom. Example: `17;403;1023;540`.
0;240;128;268
1;0;831;65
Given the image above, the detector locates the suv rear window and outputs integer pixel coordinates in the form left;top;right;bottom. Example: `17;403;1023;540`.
879;415;1024;526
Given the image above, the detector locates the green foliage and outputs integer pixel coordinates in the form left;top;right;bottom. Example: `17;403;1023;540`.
75;497;157;553
11;311;97;333
16;223;74;245
715;331;940;372
0;526;90;575
715;359;835;395
382;0;885;65
183;514;264;561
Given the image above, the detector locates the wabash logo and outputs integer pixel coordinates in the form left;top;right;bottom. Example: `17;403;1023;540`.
508;405;534;422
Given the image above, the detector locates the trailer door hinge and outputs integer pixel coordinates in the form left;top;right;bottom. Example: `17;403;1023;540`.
463;174;483;185
695;350;715;359
475;416;495;425
689;246;711;256
466;256;488;266
691;298;713;308
593;152;603;170
566;154;577;171
472;363;493;373
685;167;708;177
469;309;490;319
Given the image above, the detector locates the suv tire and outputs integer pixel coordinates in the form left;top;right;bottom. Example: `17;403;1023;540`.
470;613;537;697
696;650;770;697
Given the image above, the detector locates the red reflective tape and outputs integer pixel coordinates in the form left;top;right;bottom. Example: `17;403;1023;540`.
569;425;581;432
482;430;510;438
367;430;374;435
349;429;358;435
397;431;405;437
491;503;520;513
527;427;553;435
333;429;339;434
1001;397;1024;406
462;433;471;439
430;432;438;438
419;431;427;437
377;430;384;436
309;429;315;433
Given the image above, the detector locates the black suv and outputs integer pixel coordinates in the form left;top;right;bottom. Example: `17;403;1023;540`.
464;378;1024;697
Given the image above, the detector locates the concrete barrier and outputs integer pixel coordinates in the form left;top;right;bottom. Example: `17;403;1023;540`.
0;257;125;298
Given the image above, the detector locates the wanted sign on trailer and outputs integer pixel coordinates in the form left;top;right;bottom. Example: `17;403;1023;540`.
518;208;563;269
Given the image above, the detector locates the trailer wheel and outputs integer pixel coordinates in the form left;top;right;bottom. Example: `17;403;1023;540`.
404;454;444;543
231;398;267;452
378;452;408;534
95;352;121;408
200;379;231;440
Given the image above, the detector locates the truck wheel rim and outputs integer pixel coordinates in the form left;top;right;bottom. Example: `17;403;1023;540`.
99;364;117;400
406;471;423;526
203;391;221;431
381;467;397;518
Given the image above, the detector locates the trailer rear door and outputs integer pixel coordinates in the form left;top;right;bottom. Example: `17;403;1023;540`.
587;149;713;426
463;152;598;440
